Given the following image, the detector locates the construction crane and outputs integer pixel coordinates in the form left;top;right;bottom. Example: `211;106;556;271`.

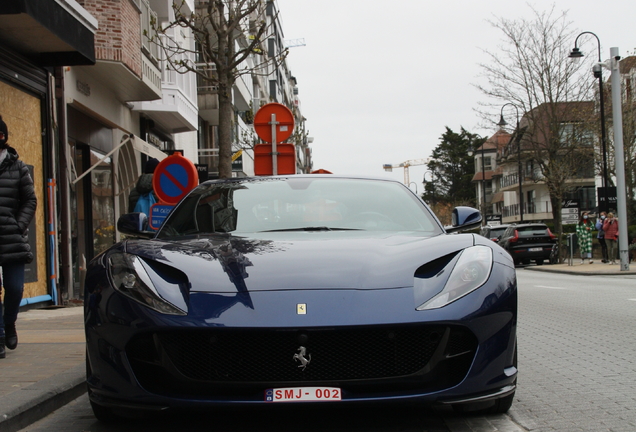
285;38;306;48
382;158;430;185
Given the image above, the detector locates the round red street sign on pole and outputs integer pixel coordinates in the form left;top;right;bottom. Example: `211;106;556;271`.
253;103;295;143
152;152;199;205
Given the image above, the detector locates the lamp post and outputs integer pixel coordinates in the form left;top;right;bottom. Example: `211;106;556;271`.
608;47;630;270
572;43;629;270
468;146;487;225
423;171;435;203
498;103;524;222
569;31;609;213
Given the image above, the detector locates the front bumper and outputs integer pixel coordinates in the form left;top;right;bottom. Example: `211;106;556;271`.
85;264;517;410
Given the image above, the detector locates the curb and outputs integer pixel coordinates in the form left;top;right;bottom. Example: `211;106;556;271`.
523;266;636;276
0;363;86;432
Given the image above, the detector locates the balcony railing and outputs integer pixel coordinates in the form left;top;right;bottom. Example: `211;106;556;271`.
198;148;219;175
503;201;553;218
196;63;219;92
141;0;159;63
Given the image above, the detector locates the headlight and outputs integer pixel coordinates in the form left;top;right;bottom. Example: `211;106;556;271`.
108;253;187;315
417;246;493;310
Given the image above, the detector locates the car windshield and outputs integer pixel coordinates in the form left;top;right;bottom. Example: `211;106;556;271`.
516;225;549;235
490;227;507;237
156;177;443;237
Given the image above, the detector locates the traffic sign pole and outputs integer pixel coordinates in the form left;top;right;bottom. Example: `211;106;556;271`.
271;113;278;175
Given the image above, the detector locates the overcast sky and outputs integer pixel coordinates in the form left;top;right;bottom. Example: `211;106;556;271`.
276;0;634;190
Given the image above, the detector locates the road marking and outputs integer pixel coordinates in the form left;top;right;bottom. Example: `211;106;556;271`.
534;285;568;290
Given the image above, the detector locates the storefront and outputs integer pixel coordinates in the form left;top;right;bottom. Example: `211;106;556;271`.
0;0;96;306
0;58;48;304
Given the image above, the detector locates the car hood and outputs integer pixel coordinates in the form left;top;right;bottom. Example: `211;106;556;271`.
123;231;477;293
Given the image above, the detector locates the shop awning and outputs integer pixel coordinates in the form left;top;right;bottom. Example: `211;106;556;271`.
72;133;166;186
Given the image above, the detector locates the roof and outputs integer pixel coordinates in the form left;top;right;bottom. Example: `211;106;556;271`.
471;171;494;182
620;56;636;74
475;129;512;152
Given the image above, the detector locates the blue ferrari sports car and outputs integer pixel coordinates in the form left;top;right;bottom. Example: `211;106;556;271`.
84;175;517;421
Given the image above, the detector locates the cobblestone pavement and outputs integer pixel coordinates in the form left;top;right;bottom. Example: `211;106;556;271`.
15;260;636;431
509;269;636;431
0;306;85;432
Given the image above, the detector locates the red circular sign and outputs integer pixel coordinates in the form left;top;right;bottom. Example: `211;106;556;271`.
152;153;199;205
253;103;295;143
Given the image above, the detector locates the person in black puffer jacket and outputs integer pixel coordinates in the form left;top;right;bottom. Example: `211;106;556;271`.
0;115;37;358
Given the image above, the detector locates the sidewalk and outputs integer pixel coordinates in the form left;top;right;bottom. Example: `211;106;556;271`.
1;260;635;432
523;260;636;275
0;306;85;432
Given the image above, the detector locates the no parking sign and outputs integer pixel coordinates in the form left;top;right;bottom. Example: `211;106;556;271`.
152;152;199;205
149;153;198;230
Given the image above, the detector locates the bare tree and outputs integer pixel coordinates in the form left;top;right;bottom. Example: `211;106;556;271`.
605;58;636;225
475;5;597;237
150;0;288;178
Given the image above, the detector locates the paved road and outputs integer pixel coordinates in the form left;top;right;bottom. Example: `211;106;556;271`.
509;268;636;431
21;267;636;431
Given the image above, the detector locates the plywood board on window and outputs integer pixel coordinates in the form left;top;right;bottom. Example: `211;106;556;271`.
0;81;47;301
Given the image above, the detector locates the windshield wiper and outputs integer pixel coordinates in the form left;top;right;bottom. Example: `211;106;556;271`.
260;227;361;232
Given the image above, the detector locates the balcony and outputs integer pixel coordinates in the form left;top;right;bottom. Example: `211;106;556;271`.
77;0;162;102
197;63;219;125
131;42;198;132
502;201;553;223
198;148;219;177
0;0;97;67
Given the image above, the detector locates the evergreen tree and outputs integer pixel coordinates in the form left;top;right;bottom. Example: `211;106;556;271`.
422;127;485;207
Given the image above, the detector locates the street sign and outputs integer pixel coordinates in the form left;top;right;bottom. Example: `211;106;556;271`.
597;186;617;210
486;214;502;225
195;163;208;183
561;199;579;225
152;152;198;205
149;203;174;230
232;150;243;171
254;143;296;175
253;103;294;143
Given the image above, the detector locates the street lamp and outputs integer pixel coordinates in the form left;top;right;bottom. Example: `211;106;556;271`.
569;31;609;213
423;171;435;202
498;103;524;222
467;146;487;225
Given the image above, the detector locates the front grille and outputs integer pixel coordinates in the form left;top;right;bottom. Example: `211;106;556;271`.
126;325;477;398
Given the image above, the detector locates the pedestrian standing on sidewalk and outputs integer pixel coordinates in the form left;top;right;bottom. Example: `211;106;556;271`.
596;211;609;263
576;212;594;264
0;115;37;358
603;212;619;264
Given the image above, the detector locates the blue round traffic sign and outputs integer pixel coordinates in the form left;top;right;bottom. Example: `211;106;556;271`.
152;153;198;205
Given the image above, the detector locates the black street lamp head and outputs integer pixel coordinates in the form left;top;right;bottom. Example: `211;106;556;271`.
497;114;508;127
569;47;584;59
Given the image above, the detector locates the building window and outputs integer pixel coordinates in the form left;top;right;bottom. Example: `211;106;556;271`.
483;156;492;171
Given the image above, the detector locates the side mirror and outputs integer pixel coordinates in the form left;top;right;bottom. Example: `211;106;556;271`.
117;213;155;238
445;206;482;233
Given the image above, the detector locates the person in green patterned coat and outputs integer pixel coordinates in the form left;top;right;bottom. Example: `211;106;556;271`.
576;212;594;264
